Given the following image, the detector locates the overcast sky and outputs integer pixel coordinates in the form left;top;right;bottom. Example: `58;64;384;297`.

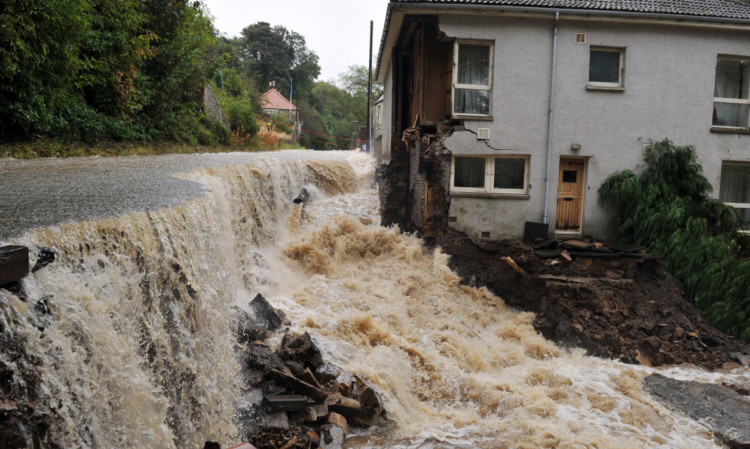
202;0;391;83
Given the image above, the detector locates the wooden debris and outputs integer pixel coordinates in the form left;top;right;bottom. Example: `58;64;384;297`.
264;367;328;402
501;256;528;277
278;436;297;449
0;246;29;286
263;395;308;413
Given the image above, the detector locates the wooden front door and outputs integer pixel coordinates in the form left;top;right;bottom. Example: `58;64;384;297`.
556;157;586;231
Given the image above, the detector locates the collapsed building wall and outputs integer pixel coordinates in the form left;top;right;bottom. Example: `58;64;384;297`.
378;15;456;236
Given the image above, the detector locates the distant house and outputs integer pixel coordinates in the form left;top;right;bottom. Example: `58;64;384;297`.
376;0;750;240
261;88;297;117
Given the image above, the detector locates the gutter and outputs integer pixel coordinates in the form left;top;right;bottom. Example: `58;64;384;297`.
376;2;750;83
543;11;559;226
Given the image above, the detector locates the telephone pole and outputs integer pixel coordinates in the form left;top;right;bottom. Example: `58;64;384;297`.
367;20;374;154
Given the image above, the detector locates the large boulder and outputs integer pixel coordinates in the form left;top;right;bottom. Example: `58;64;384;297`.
644;374;750;449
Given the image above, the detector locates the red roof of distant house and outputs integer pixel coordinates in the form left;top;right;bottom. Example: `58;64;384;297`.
261;88;297;111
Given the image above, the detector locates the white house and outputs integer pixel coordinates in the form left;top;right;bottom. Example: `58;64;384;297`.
376;0;750;240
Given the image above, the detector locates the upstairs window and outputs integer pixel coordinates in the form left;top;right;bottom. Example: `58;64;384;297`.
453;41;493;117
713;56;750;128
588;47;624;89
720;162;750;232
451;155;529;195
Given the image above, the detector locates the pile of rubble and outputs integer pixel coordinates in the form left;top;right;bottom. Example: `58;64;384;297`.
437;231;750;370
210;294;384;449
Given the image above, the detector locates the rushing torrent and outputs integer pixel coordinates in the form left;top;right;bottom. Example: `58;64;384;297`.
0;150;747;448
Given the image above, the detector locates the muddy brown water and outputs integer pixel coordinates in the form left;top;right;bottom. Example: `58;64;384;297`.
0;151;747;448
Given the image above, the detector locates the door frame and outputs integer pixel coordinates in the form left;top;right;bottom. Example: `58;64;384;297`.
555;156;587;235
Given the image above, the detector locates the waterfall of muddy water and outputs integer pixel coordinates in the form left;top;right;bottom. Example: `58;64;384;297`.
1;150;747;449
0;152;359;448
263;155;747;449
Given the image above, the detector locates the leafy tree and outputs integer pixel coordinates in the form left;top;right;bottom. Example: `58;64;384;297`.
237;22;319;101
0;0;227;144
337;65;382;131
0;0;91;139
78;0;154;118
141;0;219;137
599;139;750;340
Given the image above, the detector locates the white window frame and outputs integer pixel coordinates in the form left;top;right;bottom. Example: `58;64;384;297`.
713;55;750;129
720;161;750;233
452;40;494;118
450;155;529;195
587;46;625;90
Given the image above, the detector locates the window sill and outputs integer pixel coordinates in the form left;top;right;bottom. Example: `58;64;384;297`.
452;114;493;121
585;84;625;92
710;126;750;135
451;191;530;199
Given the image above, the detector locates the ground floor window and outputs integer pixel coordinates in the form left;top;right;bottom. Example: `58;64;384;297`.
719;162;750;231
451;155;529;194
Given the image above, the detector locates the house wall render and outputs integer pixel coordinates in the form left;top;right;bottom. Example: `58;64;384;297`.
378;7;750;240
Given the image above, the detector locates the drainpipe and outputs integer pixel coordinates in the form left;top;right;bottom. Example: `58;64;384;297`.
543;11;559;225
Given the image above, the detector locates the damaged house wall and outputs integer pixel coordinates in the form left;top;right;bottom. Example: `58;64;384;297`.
378;3;750;241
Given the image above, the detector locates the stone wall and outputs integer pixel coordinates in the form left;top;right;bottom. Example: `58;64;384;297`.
203;84;230;128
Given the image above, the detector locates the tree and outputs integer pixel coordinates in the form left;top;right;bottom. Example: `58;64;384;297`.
237;22;320;100
337;65;382;129
0;0;91;139
141;0;219;136
599;139;750;340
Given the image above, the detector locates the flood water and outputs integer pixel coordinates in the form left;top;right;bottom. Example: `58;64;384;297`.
0;150;747;448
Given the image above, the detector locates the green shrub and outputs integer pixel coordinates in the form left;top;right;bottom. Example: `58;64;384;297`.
599;139;750;340
223;97;259;137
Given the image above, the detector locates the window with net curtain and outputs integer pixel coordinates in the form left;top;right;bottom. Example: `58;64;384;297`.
720;163;750;231
713;57;750;128
454;157;485;188
454;42;492;116
453;156;528;193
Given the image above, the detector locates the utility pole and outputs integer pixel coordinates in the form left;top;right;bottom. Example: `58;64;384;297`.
289;77;294;122
367;20;373;155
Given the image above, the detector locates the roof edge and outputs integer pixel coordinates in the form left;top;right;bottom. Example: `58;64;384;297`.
376;2;750;83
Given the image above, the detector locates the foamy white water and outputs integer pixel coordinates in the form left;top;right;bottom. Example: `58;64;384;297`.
0;150;745;448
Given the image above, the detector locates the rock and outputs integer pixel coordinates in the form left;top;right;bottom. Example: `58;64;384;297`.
327;412;349;436
644;374;750;449
34;296;52;315
310;403;329;421
279;332;323;368
315;363;342;384
0;246;29;286
233;306;270;344
301;406;318;423
731;352;750;366
284;360;306;378
293;188;310;204
533;316;556;339
246;342;284;371
250;294;286;332
264;367;329;402
320;424;344;449
262;412;290;431
31;247;55;273
352;380;383;427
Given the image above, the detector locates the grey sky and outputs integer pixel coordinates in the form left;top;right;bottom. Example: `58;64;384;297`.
202;0;391;83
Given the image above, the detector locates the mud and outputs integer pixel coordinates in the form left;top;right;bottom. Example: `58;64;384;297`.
436;231;750;370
